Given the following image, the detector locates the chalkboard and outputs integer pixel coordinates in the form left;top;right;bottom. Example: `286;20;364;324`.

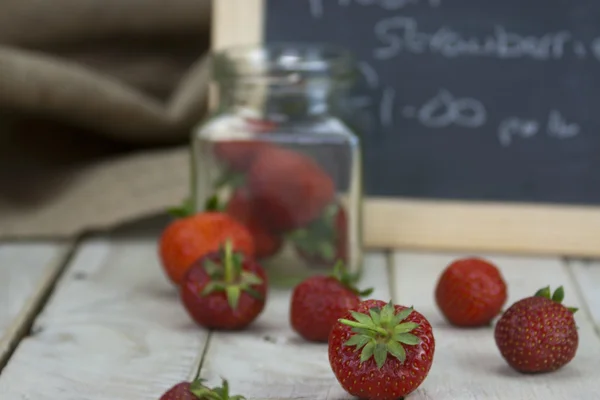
212;0;600;258
262;0;600;206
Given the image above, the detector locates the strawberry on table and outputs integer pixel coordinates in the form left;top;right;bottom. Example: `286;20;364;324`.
158;210;255;285
494;285;579;373
329;299;435;400
435;257;508;327
248;146;335;232
159;377;245;400
180;239;267;330
290;202;347;268
226;187;283;259
290;261;372;342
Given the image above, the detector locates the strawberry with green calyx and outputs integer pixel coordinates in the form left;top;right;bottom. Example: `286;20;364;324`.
159;204;255;286
180;239;268;330
159;377;246;400
290;202;347;268
290;261;373;342
329;299;435;400
495;285;579;374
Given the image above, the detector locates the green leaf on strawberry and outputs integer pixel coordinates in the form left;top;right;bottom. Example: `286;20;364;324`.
339;301;421;369
330;260;373;297
201;239;264;310
534;285;578;313
188;378;246;400
289;202;345;265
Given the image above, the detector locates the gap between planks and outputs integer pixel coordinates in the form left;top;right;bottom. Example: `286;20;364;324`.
198;252;392;400
0;218;211;399
0;240;77;372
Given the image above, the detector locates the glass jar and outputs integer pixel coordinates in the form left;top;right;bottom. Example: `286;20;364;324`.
191;43;364;287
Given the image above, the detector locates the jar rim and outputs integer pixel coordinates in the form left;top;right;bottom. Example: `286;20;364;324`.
211;42;356;82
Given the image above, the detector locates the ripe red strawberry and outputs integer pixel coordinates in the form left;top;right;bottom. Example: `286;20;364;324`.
291;202;348;268
226;187;283;259
212;119;277;172
329;299;435;400
180;240;267;330
213;140;270;172
494;286;579;373
247;146;335;232
160;378;245;399
435;257;507;327
158;211;255;285
290;261;373;342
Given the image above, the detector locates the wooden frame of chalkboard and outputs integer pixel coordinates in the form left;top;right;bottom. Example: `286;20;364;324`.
212;0;600;258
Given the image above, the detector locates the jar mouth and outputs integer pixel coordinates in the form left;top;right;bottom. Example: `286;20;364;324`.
211;42;357;83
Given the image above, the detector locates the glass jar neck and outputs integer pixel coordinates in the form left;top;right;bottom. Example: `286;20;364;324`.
216;76;349;124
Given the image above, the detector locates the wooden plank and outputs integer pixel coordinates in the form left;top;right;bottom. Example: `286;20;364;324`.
0;226;209;399
212;0;600;259
391;251;600;399
199;252;391;399
0;241;71;368
567;259;600;334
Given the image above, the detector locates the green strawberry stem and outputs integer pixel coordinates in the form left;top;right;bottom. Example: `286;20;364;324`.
289;202;340;261
223;239;236;284
339;301;421;369
168;197;195;218
201;239;264;310
189;377;246;400
330;260;373;297
534;285;578;313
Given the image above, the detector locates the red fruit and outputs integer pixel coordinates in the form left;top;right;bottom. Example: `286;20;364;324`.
329;300;435;400
160;378;246;400
494;286;579;373
212;119;276;172
180;240;268;330
292;202;347;268
435;257;508;327
226;188;283;259
248;146;335;232
213;140;269;172
290;262;373;342
159;212;255;285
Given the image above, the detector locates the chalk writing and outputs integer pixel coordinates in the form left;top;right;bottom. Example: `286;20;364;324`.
368;86;580;146
373;16;580;61
309;0;439;18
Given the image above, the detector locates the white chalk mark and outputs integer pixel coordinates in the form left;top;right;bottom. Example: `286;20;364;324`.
380;87;396;128
453;97;487;128
358;61;380;89
417;89;456;128
498;117;540;147
547;110;580;138
308;0;324;18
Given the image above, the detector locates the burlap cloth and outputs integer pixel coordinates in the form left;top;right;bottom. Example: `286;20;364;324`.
0;0;213;238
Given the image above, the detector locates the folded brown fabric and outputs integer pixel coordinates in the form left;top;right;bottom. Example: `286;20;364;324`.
0;0;212;238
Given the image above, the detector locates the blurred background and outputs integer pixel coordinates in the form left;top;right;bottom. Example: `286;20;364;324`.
0;0;213;238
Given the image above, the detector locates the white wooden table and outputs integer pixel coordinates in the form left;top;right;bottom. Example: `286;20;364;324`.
0;216;599;399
